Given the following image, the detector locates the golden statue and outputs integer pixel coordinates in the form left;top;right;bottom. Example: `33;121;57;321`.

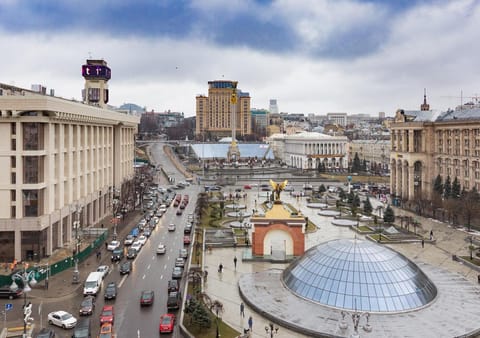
270;179;288;201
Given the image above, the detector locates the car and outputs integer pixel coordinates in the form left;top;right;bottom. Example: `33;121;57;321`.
172;266;183;279
243;184;252;189
0;286;23;299
119;261;132;275
123;235;134;246
159;313;176;334
111;248;124;262
96;265;109;279
284;185;294;192
47;310;77;329
176;208;183;216
98;322;114;338
167;291;182;310
156;244;166;255
79;295;95;316
126;247;137;259
104;282;117;300
303;184;313;190
184;224;192;234
72;318;91;338
137;235;147;246
143;229;152;238
183;236;191;245
131;241;142;252
179;248;188;259
140;290;155;306
106;240;120;251
167;280;179;293
175;257;185;268
328;186;338;193
35;328;56;338
168;223;176;232
99;305;114;324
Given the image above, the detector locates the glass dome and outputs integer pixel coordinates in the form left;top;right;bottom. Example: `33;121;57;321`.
282;239;437;313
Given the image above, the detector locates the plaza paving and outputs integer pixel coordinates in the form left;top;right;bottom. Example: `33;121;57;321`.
203;190;480;338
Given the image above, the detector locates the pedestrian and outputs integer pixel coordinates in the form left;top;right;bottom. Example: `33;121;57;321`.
248;315;253;331
240;302;245;317
204;270;208;280
234;256;238;270
218;263;223;273
430;230;433;240
101;223;104;228
421;238;425;248
105;241;108;249
45;278;49;290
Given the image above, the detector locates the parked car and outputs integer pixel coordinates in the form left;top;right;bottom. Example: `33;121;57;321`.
47;311;77;329
96;265;109;279
243;184;252;189
79;295;95;316
172;266;183;279
166;291;182;310
156;244;166;255
183;236;191;245
106;241;120;251
184;224;192;234
119;261;132;275
99;305;114;324
104;282;117;300
140;290;155;306
175;257;185;268
179;248;188;259
167;280;179;293
159;313;175;334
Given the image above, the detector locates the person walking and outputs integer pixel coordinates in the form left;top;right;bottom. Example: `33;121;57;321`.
248;315;253;331
234;256;238;270
421;238;425;248
218;263;223;273
240;302;245;317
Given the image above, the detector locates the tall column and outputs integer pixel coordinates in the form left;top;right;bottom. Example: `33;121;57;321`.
408;165;415;200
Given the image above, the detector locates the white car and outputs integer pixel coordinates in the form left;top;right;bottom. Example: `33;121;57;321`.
137;235;147;246
47;311;77;329
124;235;134;246
168;223;176;232
96;265;109;279
156;244;166;255
131;241;142;252
107;240;120;251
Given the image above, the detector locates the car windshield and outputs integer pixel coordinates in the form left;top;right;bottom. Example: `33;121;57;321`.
161;316;172;324
61;313;73;320
102;310;113;316
81;299;92;306
142;292;152;299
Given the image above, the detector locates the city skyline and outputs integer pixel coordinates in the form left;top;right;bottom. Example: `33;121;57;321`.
1;0;479;117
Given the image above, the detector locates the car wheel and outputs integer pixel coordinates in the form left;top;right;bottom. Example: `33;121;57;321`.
63;324;67;329
8;295;13;300
48;320;53;325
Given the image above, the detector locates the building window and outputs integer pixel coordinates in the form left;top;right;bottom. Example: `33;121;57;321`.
23;190;39;217
11;206;16;218
11;156;16;168
11;173;16;184
23;123;44;150
10;190;16;202
23;156;42;184
11;139;16;151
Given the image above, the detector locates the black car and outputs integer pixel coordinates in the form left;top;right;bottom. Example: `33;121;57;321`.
126;248;137;259
140;290;155;306
72;318;91;338
35;328;56;338
104;282;117;300
111;248;124;262
167;280;179;293
166;291;182;310
79;295;95;316
0;286;23;299
184;225;192;234
119;261;132;275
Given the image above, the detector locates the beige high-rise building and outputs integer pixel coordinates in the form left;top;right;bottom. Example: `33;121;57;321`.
196;80;251;139
0;61;139;261
390;102;480;203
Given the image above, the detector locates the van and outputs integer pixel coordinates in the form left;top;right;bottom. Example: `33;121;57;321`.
83;272;103;296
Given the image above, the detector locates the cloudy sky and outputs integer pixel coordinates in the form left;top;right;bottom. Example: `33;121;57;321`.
1;0;479;117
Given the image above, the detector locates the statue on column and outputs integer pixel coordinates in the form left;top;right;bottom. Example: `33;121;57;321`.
269;179;288;202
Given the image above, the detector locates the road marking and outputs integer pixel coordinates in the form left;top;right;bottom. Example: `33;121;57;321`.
142;274;146;279
164;264;167;270
118;275;127;288
147;264;151;270
160;275;163;280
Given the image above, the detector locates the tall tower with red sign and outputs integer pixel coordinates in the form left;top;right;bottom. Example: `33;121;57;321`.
82;59;111;108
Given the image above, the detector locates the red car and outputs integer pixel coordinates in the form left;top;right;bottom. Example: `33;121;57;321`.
100;305;114;324
159;313;175;334
243;185;252;189
183;236;191;245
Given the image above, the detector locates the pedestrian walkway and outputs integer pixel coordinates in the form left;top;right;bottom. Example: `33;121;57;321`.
202;189;480;337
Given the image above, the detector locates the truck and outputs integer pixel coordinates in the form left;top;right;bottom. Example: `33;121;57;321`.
83;272;103;296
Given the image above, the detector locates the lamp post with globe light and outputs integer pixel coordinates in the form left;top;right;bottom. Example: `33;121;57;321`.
265;323;279;338
10;266;37;338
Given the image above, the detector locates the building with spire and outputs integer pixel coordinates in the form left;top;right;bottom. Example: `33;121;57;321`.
420;88;430;111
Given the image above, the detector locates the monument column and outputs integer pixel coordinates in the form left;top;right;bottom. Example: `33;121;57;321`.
227;81;241;161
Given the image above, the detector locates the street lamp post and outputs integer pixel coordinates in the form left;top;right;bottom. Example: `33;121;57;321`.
265;322;279;337
10;267;37;338
339;308;372;338
72;204;83;284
